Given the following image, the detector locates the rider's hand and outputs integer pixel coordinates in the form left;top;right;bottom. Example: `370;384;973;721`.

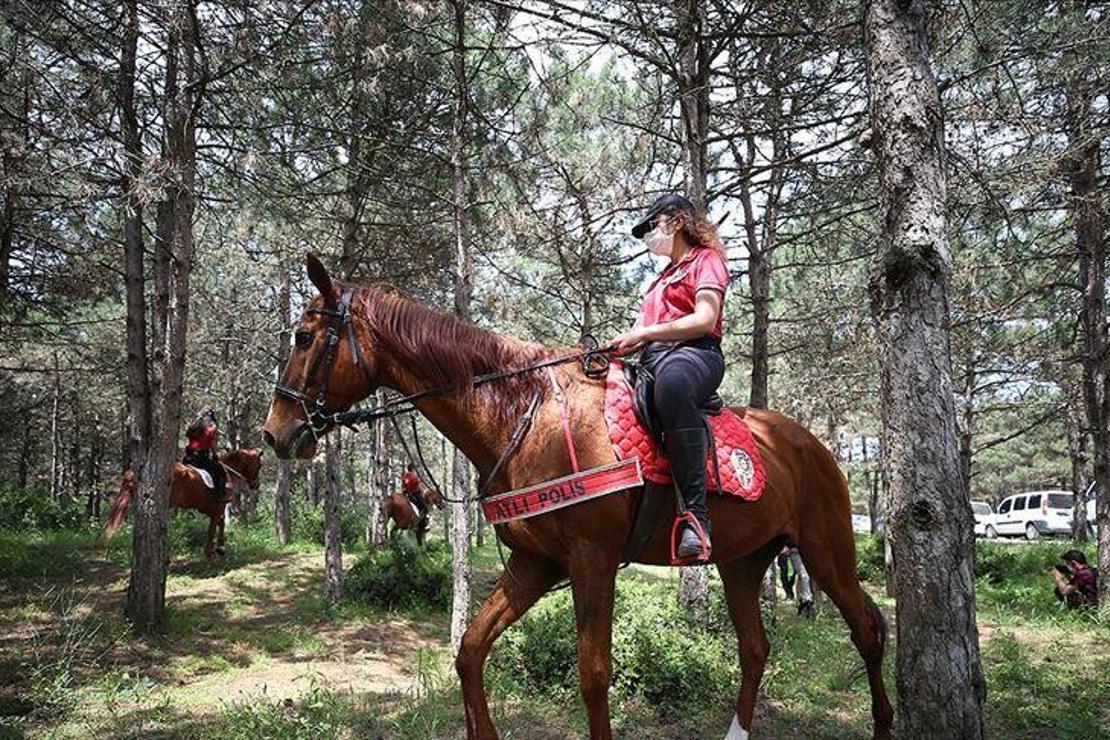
610;328;647;355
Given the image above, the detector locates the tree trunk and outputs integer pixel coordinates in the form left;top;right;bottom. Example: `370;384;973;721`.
306;462;318;506
450;449;472;652
674;0;712;616
1066;81;1108;608
126;0;199;632
865;0;986;735
0;29;28;302
324;430;344;603
1067;393;1090;541
367;391;389;548
449;0;472;653
50;356;61;502
273;273;293;544
673;0;709;210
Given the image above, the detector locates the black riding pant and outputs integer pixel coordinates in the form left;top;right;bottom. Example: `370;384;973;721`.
641;337;725;433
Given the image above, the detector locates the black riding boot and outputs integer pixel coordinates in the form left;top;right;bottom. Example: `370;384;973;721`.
667;426;712;558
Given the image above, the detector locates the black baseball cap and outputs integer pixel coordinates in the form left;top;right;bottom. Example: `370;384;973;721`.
631;193;697;238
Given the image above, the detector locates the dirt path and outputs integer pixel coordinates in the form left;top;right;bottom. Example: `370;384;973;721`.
2;547;447;736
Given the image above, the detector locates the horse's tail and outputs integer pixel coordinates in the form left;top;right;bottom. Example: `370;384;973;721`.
97;470;136;547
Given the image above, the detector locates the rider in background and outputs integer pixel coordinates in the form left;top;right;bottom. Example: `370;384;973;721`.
611;194;729;561
402;463;429;523
184;407;227;502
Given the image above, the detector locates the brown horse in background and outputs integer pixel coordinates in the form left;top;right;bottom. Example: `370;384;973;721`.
385;488;445;545
98;448;264;559
262;255;892;740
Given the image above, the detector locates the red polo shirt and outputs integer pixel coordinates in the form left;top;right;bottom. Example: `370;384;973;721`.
186;424;216;452
639;247;729;340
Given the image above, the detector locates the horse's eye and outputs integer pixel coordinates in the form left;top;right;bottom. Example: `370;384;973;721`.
295;331;313;348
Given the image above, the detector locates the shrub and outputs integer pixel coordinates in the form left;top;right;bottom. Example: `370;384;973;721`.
345;538;452;612
490;578;739;718
0;483;85;532
855;534;886;583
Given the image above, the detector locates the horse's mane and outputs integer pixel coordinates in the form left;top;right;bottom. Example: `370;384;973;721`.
352;285;553;426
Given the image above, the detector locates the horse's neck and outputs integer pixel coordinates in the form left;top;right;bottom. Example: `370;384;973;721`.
378;358;517;476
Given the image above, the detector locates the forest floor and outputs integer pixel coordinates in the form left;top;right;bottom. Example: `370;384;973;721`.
1;523;1108;739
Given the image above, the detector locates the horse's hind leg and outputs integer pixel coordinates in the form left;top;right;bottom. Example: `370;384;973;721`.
717;550;776;739
798;533;894;739
456;549;564;740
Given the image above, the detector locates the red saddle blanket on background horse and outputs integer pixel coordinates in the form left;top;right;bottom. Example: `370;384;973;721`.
603;361;766;500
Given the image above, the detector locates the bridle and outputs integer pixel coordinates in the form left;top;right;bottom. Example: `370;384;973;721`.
274;288;371;434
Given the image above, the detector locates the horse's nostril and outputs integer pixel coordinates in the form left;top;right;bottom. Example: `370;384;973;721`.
262;430;276;449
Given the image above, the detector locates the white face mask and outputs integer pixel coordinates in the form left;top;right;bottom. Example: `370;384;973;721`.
644;225;675;257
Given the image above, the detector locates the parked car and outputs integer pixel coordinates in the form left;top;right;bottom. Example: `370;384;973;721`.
851;513;885;535
970;500;993;537
984;490;1074;540
1083;481;1099;538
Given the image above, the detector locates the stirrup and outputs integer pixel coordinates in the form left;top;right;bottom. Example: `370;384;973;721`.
669;511;711;565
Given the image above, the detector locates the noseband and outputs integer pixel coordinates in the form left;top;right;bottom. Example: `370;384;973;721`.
274;288;370;433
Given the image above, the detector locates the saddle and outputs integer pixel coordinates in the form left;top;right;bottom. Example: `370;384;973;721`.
603;359;766;565
187;465;215;490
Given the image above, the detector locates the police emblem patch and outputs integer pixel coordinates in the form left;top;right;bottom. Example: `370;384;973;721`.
730;449;755;491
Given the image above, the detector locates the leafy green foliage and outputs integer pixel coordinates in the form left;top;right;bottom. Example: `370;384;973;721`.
975;541;1104;624
0;484;85;532
854;534;886;583
345;538;452;613
490;578;740;718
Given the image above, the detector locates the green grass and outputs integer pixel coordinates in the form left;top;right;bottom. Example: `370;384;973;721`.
4;519;1109;739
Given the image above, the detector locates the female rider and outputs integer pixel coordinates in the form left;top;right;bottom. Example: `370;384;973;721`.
611;194;729;561
184;407;227;502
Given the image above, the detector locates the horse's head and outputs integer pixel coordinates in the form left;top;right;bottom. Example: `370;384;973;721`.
223;447;264;491
263;254;377;459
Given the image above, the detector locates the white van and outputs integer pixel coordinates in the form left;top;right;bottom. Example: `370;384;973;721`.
970;500;992;537
984;490;1074;540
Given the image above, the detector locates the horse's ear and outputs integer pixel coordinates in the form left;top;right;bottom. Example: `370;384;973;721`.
306;253;336;305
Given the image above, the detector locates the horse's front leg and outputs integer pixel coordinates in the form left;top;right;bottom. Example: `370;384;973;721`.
204;515;218;559
456;549;564;740
216;508;227;556
568;548;620;740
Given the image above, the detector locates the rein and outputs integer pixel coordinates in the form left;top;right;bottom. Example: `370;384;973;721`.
275;287;611;433
274;289;613;511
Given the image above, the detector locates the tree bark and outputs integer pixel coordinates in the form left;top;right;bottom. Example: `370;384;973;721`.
324;430;344;603
0;28;29;302
367;389;389;548
1067;392;1090;541
674;0;712;616
126;0;199;632
450;449;472;653
673;0;709;210
864;0;986;735
448;0;473;654
273;273;293;544
1065;71;1108;608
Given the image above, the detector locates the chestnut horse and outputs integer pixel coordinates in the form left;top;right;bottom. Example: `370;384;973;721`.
385;489;445;545
98;448;264;558
263;255;892;740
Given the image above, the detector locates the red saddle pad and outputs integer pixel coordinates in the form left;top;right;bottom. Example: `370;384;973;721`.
603;360;765;500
